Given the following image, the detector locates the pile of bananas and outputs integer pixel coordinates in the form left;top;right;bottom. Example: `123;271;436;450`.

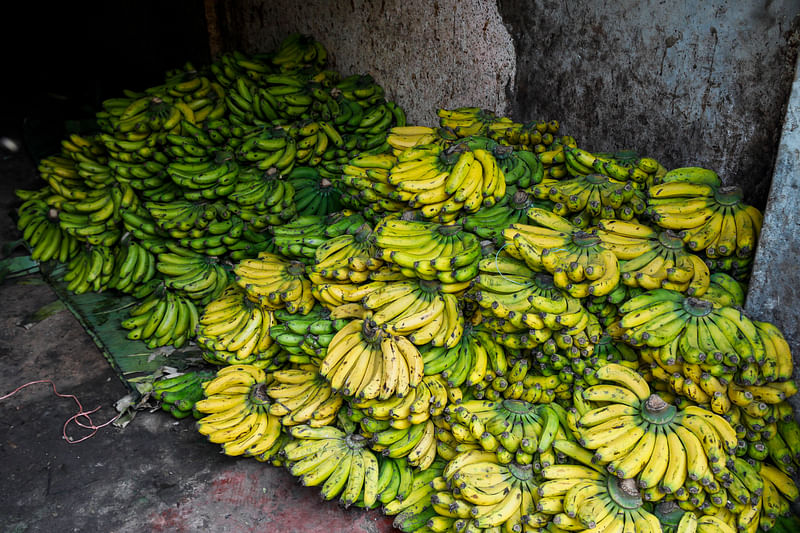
14;31;800;533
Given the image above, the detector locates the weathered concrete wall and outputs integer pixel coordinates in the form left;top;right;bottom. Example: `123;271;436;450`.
498;0;800;209
746;52;800;392
209;0;516;127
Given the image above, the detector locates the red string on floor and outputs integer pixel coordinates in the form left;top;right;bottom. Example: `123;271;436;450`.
0;379;119;443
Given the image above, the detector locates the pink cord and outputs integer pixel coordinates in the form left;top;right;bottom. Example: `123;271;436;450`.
0;379;119;443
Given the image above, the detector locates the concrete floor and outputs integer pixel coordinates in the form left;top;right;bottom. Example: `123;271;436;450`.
0;150;397;532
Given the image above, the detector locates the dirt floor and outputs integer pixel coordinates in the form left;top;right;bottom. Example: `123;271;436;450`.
0;148;397;532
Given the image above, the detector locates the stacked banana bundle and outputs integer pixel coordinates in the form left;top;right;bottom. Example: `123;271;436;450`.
437;107;562;153
151;369;216;419
14;30;800;533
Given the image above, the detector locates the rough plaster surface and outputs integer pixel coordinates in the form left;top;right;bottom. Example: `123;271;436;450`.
498;0;800;209
213;0;516;127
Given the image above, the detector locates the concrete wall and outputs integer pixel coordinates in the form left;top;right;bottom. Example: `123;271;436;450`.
746;52;800;407
499;0;800;210
208;0;800;209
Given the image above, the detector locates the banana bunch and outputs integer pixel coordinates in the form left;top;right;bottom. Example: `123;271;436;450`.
449;398;566;467
285;120;345;166
54;181;138;245
267;305;348;364
383;464;445;531
16;196;80;263
434;448;540;531
59;133;118;189
121;283;199;348
419;326;508;391
319;319;423;400
704;254;753;282
700;273;746;307
597;220;711;295
164;120;229;164
235;125;298;171
36;153;90;201
209;51;271;88
532;172;648;223
118;204;171;253
268;213;331;261
164;72;227;124
308;222;383;284
177;213;247;257
108;237;157;293
138;180;184;204
195;284;278;365
562;145;659;184
156;244;229;304
436;107;495;137
144;199;225;242
195;365;284;458
615;288;701;349
461;188;543;245
225;226;276;261
233;252;315;313
286;166;342;216
386;141;507;221
109;155;170;193
271;33;328;72
98;125;162;165
575;365;747;497
750;407;799;474
374;218;481;284
227;167;297;230
97;93;193;139
148;70;227;122
151;369;215;419
646;173;763;259
585;284;637;329
486;116;558;150
438;107;556;149
588;333;639;366
222;75;277;125
334;74;397;128
536;461;664;533
472;355;564;403
62;245;115;294
283;424;382;508
386;125;443;153
365;418;438;469
259;73;319;122
361;278;466;347
504;208;621;298
478;314;552;352
619;289;792;386
472;259;601;353
266;364;343;427
165;153;239;201
171;117;231;158
337;151;404;217
498;148;545;188
352;374;450;431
